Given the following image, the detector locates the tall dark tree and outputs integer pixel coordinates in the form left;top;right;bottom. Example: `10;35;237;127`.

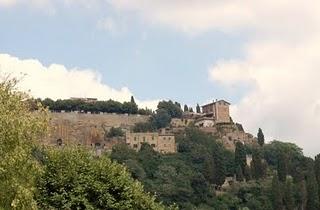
184;104;189;112
315;154;320;190
212;146;226;187
196;104;201;113
244;165;252;181
235;141;247;174
271;174;283;210
251;148;265;179
189;107;194;113
284;178;295;210
257;128;265;146
306;165;320;210
296;179;307;210
235;165;244;182
130;96;136;104
277;153;288;182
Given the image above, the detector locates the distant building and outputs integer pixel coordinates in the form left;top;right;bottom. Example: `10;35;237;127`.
125;129;176;154
202;100;231;123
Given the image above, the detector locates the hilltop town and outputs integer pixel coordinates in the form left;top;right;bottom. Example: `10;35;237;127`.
43;97;257;154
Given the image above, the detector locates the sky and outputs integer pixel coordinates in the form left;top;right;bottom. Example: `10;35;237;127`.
1;0;320;156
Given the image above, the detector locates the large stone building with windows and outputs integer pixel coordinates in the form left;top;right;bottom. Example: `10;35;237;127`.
125;129;176;154
201;100;231;123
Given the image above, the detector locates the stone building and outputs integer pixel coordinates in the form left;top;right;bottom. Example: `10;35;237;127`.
171;118;195;128
202;100;230;123
125;129;176;154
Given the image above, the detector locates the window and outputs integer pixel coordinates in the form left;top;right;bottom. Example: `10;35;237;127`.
143;137;146;142
134;137;137;141
168;137;171;140
152;136;154;140
163;137;166;140
133;144;138;148
151;144;156;148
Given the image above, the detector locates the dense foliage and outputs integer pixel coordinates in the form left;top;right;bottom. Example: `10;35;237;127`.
0;78;171;210
36;147;171;210
111;127;320;210
36;97;153;115
0;78;48;209
133;100;183;132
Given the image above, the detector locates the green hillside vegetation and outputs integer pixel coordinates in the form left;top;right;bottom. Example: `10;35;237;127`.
0;78;172;210
110;127;320;210
2;77;320;210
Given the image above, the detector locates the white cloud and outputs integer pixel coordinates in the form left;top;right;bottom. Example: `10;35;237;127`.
0;54;158;110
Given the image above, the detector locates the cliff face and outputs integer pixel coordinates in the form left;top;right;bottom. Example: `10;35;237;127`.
44;112;149;147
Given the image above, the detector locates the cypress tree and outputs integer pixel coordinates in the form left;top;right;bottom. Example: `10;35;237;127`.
284;178;295;210
257;128;265;146
277;153;288;182
130;96;136;104
235;141;247;175
244;165;252;181
296;179;307;210
271;174;283;210
184;104;188;112
315;154;320;190
189;107;194;113
306;166;320;210
212;147;226;187
235;165;244;182
196;104;201;113
251;148;264;179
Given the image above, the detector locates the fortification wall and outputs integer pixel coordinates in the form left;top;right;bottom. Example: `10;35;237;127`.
45;112;149;147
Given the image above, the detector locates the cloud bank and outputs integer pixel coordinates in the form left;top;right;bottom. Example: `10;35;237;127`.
0;54;158;110
107;0;320;156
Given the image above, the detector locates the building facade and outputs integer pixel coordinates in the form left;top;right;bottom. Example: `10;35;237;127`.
125;130;176;154
202;100;231;123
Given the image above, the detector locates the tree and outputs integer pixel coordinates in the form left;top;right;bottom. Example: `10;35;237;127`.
157;100;182;118
257;128;265;146
277;152;288;182
306;165;320;210
284;178;295;210
106;127;124;138
235;141;247;175
196;104;201;113
235;165;244;182
271;174;283;210
37;147;168;210
212;146;226;187
315;154;320;190
0;78;48;210
184;104;188;112
189;107;194;113
151;109;171;129
251;148;265;179
131;96;136;104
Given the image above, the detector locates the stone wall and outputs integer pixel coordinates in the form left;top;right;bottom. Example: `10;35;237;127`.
45;112;149;147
